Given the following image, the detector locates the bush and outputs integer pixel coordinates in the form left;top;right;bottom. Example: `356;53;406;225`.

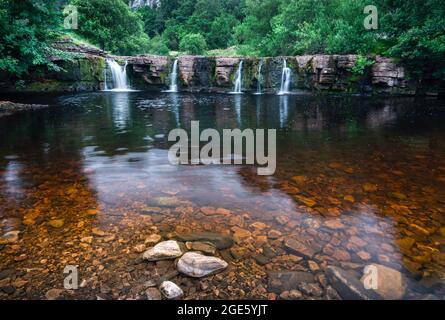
179;33;208;55
0;0;66;76
350;55;375;75
147;35;170;55
71;0;149;55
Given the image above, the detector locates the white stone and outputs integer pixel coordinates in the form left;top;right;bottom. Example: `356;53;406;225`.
159;281;183;299
177;252;228;278
143;240;183;261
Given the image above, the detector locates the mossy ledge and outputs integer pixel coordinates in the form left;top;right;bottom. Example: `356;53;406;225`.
1;42;443;96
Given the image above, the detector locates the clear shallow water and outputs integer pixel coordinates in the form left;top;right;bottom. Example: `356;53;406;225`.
1;92;445;299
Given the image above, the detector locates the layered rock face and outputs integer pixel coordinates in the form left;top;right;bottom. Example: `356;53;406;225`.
124;54;442;96
1;41;442;95
0;40;106;93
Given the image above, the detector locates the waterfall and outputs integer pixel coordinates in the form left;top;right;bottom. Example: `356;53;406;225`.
254;59;264;95
104;68;108;91
105;59;131;91
166;59;179;92
278;59;291;95
231;61;243;94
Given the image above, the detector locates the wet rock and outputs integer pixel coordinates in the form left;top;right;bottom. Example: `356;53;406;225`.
326;266;382;300
177;252;228;277
229;216;244;228
299;282;323;297
288;289;303;300
396;237;416;251
91;228;106;236
1;285;15;294
159;281;183;299
45;288;64;300
174;232;233;250
231;226;251;243
267;271;315;293
326;286;341;300
284;238;316;258
308;261;320;272
0;269;14;280
332;249;351;262
48;219;64;228
253;254;270;266
0;231;20;244
267;230;282;239
185;241;216;255
348;236;366;247
145;234;162;245
408;224;430;236
146;287;162;300
360;264;407;300
134;244;146;253
157;270;180;284
363;183;378;192
357;251;371;261
81;236;93;244
432;252;445;267
294;195;317;207
275;215;290;225
251;222;267;230
143;240;183;261
324;220;344;230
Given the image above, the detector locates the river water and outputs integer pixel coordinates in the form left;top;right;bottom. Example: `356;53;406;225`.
1;92;445;299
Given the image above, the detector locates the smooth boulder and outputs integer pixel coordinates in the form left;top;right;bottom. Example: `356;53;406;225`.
143;240;183;261
177;252;228;277
159;281;183;299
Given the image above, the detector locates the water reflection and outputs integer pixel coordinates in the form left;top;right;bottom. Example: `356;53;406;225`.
1;92;445;299
109;92;131;131
279;95;289;128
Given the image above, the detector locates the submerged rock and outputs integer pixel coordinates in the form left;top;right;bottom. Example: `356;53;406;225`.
48;219;64;228
185;241;216;255
177;252;228;278
267;271;314;293
45;288;64;300
284;238;316;258
146;287;162;300
174;232;233;249
143;240;183;261
326;266;382;300
0;231;20;245
359;264;406;299
159;281;183;299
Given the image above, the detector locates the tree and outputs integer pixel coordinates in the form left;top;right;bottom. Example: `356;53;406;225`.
0;0;65;76
179;33;207;55
71;0;149;55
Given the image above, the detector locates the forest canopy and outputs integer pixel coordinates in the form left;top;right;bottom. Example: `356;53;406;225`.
0;0;444;79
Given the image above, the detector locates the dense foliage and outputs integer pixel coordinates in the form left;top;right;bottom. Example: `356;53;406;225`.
0;0;444;79
71;0;149;55
0;0;65;76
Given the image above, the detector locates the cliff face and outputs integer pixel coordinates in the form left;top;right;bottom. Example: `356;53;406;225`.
0;41;442;96
122;54;441;96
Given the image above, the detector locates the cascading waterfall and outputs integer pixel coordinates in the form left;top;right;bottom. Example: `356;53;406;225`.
231;61;243;94
104;68;108;91
166;59;179;92
278;59;291;95
254;59;264;95
105;59;131;91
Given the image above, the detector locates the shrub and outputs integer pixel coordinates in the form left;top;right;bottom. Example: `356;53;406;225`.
179;33;208;55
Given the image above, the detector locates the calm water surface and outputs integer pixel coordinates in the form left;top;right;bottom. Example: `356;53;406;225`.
1;92;445;299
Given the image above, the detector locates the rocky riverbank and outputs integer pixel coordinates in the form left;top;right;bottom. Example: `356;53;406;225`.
0;101;49;118
1;40;443;96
